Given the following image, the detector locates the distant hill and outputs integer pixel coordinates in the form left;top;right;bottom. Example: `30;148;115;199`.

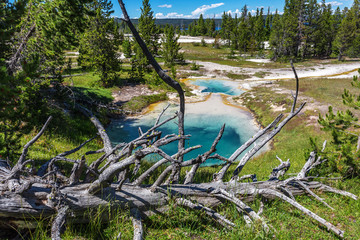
115;18;223;30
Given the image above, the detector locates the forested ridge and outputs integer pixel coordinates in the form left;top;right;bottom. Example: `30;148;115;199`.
0;0;360;239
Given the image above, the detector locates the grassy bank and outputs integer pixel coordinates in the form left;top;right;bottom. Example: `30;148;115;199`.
180;43;348;69
14;51;360;239
24;73;360;240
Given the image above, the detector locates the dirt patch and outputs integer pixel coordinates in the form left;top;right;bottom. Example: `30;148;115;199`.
112;84;159;105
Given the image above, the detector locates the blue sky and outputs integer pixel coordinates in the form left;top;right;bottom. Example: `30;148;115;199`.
112;0;353;19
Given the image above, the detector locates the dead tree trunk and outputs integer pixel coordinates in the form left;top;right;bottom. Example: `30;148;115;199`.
0;1;358;239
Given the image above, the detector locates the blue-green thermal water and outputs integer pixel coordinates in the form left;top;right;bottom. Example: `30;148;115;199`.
191;79;244;96
107;79;260;166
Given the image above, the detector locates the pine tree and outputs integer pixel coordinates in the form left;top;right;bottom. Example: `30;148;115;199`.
314;0;333;57
138;0;159;55
254;8;265;50
334;0;360;60
1;0;89;161
122;38;132;58
162;24;183;67
131;0;159;80
301;0;319;58
18;0;93;78
206;18;216;37
238;5;250;53
198;14;206;36
317;69;360;178
269;0;306;60
264;7;272;40
221;12;232;46
269;10;283;61
78;0;121;87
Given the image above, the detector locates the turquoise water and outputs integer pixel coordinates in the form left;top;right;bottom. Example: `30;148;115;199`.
191;79;244;95
107;79;260;166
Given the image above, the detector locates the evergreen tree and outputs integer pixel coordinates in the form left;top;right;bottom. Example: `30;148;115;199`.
238;5;250;53
330;7;343;57
0;0;90;161
221;12;232;46
138;0;159;55
254;8;265;50
269;0;306;60
131;0;159;80
162;24;183;67
301;0;319;58
269;10;283;61
314;1;333;57
205;18;215;37
247;12;256;53
17;0;93;78
198;14;206;36
0;0;25;60
78;0;121;87
317;69;360;178
334;0;360;60
264;7;272;40
122;38;132;58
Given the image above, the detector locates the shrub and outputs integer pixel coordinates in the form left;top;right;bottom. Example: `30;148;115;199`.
315;69;360;178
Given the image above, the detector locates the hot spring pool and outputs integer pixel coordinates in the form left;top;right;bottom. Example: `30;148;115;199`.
107;79;262;166
190;79;244;96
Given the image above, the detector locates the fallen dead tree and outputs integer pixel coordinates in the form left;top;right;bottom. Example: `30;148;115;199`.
0;1;358;239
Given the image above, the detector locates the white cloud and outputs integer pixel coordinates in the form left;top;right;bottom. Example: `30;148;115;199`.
155;3;225;19
326;1;343;6
158;4;172;8
226;9;241;16
156;12;190;18
191;3;225;17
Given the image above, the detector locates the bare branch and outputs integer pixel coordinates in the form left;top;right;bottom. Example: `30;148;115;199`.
269;157;290;180
258;189;344;238
175;198;235;229
7;23;36;76
184;124;225;184
130;208;143;240
132;145;201;186
296;180;334;210
213;188;270;232
232;103;305;180
214;114;283;181
118;0;186;183
8;116;52;180
51;206;69;240
290;60;299;113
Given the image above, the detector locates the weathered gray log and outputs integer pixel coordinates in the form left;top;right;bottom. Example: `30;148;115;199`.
0;179;356;230
51;206;69;240
130;208;143;240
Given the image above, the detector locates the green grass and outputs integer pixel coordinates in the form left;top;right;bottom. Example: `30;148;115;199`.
181;43;355;70
278;77;356;110
254;71;270;78
13;50;360;240
23;113;104;167
24;78;360;240
226;72;251;80
122;93;168;113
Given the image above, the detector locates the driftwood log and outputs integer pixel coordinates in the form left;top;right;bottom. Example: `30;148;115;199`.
0;1;358;239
